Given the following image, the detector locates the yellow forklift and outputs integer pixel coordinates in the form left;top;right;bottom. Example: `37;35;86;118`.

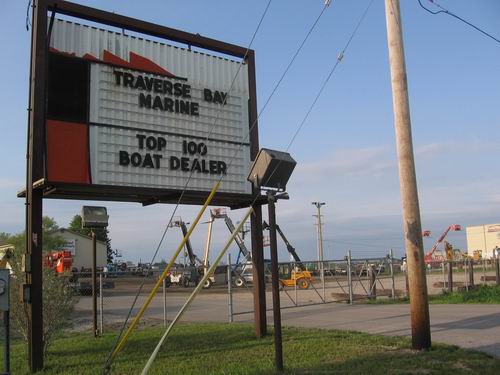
263;221;312;289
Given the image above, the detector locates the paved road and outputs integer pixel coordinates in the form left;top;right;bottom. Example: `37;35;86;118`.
75;290;500;357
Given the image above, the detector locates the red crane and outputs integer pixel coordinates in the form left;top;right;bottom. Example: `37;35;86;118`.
423;225;461;265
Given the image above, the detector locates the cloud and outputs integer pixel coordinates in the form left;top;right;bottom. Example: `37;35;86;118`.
295;146;395;182
0;179;23;189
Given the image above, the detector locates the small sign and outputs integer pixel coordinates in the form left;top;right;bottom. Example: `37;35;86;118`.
487;224;500;233
59;239;76;255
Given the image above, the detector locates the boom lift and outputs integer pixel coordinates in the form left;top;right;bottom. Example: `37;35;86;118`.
204;208;253;287
169;217;203;287
423;224;461;265
262;221;312;289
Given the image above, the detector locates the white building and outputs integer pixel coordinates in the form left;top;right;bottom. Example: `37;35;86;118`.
466;223;500;259
57;229;107;270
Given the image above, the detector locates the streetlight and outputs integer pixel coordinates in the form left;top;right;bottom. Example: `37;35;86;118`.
248;148;296;372
312;202;325;278
81;206;109;337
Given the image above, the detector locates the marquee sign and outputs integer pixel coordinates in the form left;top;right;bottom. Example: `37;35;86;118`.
43;18;256;205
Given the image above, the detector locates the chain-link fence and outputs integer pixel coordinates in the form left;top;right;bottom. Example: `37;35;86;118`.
68;253;500;334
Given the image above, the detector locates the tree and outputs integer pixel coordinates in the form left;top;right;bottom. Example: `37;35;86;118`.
4;217;77;357
68;214;114;263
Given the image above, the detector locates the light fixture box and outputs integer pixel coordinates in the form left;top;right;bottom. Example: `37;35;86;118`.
247;148;296;190
81;206;109;228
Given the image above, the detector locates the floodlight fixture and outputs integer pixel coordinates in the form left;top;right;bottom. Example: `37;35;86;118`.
247;148;296;191
81;206;109;228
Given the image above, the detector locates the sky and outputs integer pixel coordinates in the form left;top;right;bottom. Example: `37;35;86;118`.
0;0;499;264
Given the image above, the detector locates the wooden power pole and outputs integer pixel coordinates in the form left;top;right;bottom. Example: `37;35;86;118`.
384;0;431;349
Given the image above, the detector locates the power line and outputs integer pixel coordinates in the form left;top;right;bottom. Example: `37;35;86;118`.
417;0;500;45
102;1;274;372
284;0;375;152
104;0;333;370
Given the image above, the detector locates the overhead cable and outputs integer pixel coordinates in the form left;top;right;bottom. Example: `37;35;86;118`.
417;0;500;45
102;1;274;372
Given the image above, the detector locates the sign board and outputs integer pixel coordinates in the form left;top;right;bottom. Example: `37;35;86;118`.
41;18;257;206
58;239;76;255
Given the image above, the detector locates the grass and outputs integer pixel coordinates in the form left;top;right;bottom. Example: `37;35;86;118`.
368;284;500;305
7;322;500;374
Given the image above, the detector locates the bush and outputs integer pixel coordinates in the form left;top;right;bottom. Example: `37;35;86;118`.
1;217;78;357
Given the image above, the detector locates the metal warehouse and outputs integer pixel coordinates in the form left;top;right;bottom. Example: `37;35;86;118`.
57;229;107;270
466;223;500;258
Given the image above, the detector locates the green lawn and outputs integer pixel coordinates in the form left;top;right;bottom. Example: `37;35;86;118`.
8;323;500;374
369;284;500;305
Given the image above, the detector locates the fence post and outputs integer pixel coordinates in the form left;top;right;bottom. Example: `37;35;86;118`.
294;266;298;306
369;265;376;300
99;273;103;336
464;259;469;291
227;253;233;323
404;267;409;298
389;250;395;300
162;278;167;328
448;260;453;293
322;261;326;302
482;259;486;285
468;259;474;288
441;262;446;292
347;251;353;304
495;255;500;286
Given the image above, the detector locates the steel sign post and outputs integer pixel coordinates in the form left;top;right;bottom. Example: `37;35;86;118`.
26;0;49;371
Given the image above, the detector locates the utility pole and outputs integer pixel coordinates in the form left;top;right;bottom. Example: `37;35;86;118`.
384;0;431;350
312;202;325;280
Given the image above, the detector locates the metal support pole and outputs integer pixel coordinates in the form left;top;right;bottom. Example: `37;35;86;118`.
384;0;431;350
92;231;98;337
99;273;103;335
268;193;283;372
250;204;267;337
4;310;10;374
448;261;453;293
162;278;167;328
390;250;395;300
347;251;353;305
227;253;233;323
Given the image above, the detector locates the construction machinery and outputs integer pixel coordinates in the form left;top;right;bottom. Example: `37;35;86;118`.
169;217;203;287
424;224;461;265
0;245;13;272
45;250;73;274
204;208;253;288
263;221;313;289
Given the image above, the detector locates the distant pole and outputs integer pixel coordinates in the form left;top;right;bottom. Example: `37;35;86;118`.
384;0;431;350
312;202;325;280
92;230;98;337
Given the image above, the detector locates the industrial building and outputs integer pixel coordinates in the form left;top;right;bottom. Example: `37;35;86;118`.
57;229;107;270
466;223;500;258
